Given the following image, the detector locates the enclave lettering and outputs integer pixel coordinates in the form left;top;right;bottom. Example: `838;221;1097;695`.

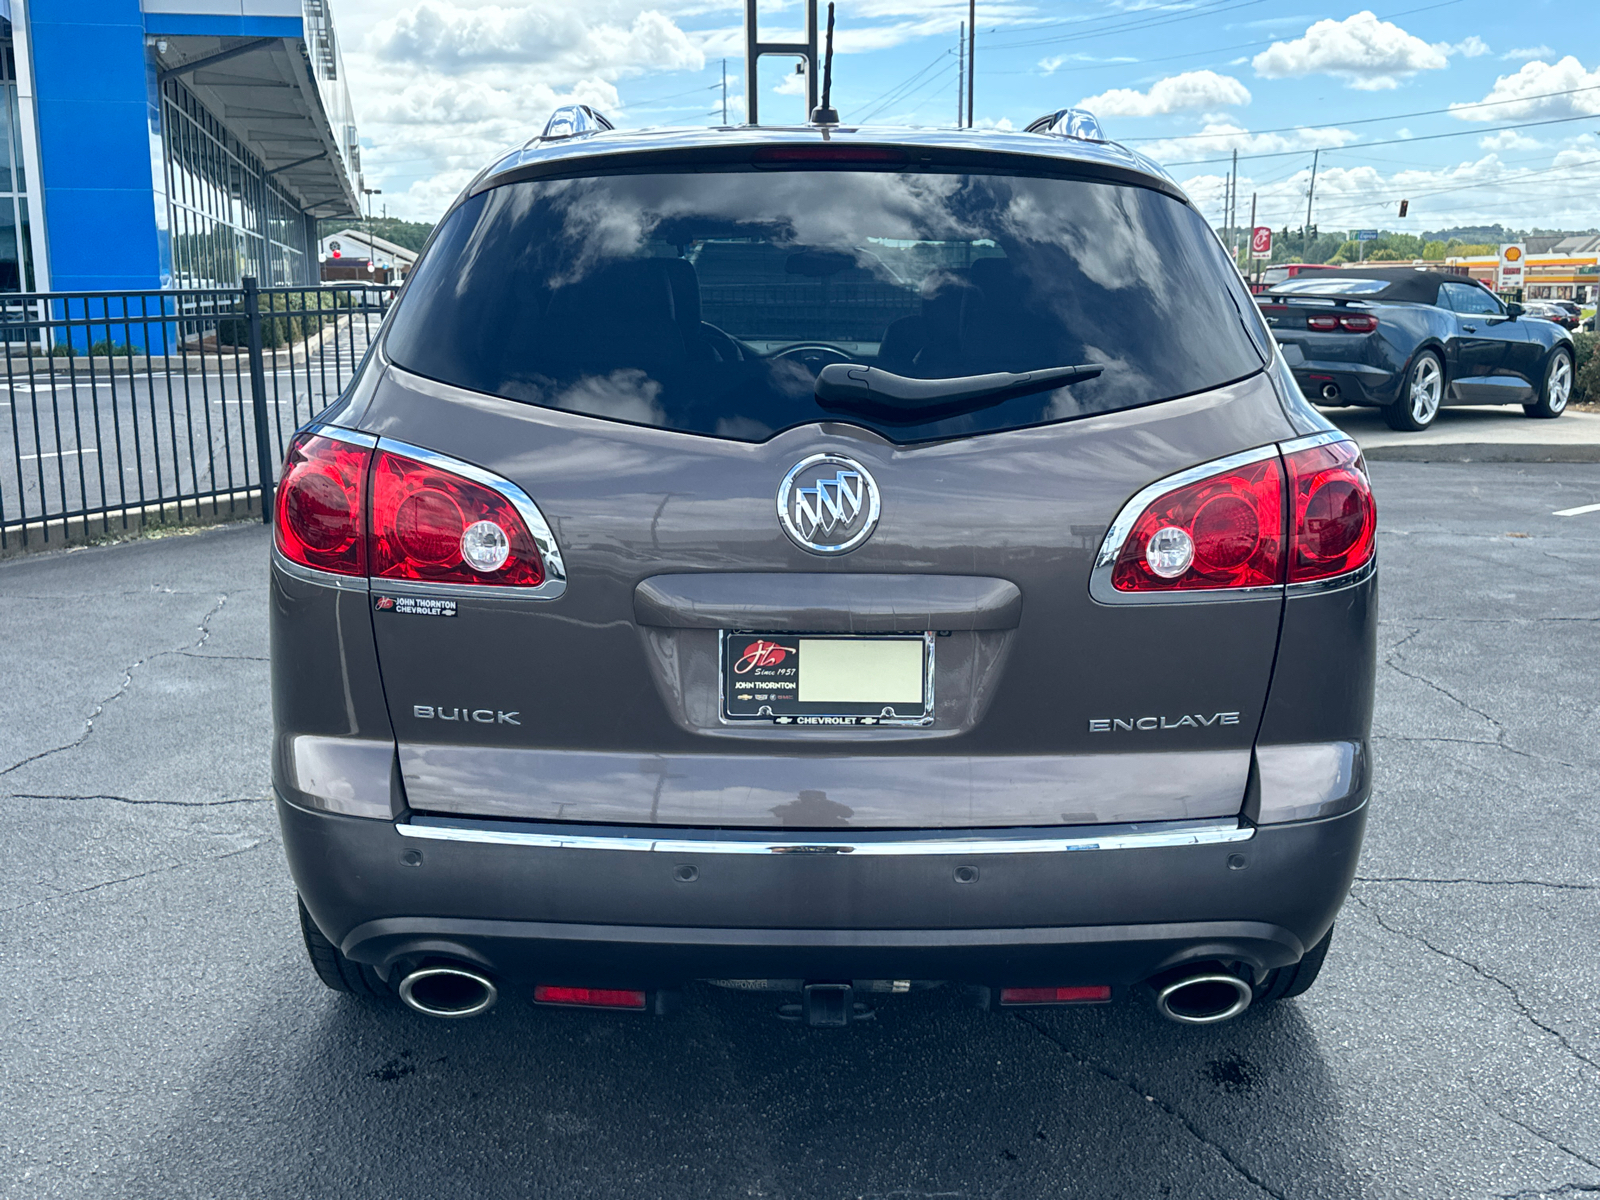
1087;712;1240;732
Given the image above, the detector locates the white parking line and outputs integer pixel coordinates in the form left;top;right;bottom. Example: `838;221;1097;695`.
1553;502;1600;517
20;448;99;459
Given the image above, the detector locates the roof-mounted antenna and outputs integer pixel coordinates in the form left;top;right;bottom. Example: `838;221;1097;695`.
810;3;839;125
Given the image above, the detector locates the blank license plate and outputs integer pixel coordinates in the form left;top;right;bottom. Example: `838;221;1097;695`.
722;633;931;726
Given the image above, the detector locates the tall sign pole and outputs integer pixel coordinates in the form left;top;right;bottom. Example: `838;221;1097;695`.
967;0;976;126
956;25;964;127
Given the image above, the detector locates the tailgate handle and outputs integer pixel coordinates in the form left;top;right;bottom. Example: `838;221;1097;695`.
633;573;1022;632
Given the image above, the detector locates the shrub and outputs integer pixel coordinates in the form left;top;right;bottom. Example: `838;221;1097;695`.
216;290;346;348
1572;331;1598;402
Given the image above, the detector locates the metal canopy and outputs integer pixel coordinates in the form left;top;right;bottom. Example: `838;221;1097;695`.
155;35;360;219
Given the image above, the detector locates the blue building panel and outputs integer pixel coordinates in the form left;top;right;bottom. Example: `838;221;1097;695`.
29;0;165;291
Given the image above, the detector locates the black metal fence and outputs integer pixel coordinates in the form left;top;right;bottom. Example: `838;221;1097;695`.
0;278;397;552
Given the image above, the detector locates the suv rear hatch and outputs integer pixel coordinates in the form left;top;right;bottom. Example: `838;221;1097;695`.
354;152;1294;829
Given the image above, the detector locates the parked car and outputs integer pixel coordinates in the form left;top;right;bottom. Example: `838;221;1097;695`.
1249;261;1339;295
1516;302;1580;331
272;106;1375;1029
1259;267;1575;431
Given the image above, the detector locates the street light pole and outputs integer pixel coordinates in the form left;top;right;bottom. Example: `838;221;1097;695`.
966;0;975;127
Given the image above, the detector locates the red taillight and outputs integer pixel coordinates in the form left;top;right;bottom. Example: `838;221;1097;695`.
1339;314;1378;333
1305;313;1339;331
533;985;647;1010
274;432;369;576
999;986;1112;1006
1285;440;1376;583
370;450;544;587
1111;457;1284;593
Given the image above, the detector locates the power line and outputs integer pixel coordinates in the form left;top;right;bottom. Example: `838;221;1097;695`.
983;0;1270;52
850;47;952;122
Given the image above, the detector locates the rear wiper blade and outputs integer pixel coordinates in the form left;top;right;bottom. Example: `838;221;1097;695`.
814;362;1104;424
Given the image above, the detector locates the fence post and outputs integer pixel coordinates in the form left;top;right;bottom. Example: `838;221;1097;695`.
243;276;274;524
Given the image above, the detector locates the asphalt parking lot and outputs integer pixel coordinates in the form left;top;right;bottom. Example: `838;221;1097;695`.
3;462;1599;1200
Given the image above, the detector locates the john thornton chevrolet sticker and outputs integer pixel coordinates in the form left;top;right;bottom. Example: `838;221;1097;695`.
374;596;457;617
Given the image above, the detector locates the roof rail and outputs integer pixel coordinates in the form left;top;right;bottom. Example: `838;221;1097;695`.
1024;108;1106;143
541;105;614;141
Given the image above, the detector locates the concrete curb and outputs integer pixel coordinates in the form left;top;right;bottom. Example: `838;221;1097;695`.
1362;443;1600;463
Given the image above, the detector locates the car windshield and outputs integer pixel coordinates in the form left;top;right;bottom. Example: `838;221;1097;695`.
384;168;1267;443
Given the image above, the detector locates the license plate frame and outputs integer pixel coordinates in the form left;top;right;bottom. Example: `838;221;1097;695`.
720;632;935;727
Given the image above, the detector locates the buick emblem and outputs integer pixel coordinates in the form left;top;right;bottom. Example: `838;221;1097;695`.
777;453;881;554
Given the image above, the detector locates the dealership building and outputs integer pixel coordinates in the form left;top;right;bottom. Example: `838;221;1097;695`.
1;0;361;294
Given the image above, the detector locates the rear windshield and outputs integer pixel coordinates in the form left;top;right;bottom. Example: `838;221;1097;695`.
1270;278;1392;297
385;169;1267;443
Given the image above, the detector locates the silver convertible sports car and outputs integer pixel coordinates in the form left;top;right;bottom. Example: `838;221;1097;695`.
1258;267;1575;432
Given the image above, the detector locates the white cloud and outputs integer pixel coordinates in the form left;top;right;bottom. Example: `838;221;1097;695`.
369;3;704;77
1077;70;1250;118
1478;129;1542;151
1503;45;1554;61
1252;11;1449;90
1039;53;1137;76
1441;36;1489;59
1449;56;1600;121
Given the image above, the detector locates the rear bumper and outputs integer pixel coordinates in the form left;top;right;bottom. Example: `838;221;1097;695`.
1291;362;1399;407
280;795;1367;989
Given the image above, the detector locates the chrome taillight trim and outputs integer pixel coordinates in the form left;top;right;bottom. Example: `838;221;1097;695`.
271;547;369;592
372;436;568;602
304;424;379;451
395;816;1255;856
1089;443;1283;607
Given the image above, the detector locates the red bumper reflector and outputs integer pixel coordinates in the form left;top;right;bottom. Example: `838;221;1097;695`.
999;985;1112;1005
534;985;647;1010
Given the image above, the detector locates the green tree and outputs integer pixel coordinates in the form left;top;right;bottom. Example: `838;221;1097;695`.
1422;240;1447;260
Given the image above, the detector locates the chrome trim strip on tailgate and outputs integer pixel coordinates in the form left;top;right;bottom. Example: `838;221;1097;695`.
395;817;1255;855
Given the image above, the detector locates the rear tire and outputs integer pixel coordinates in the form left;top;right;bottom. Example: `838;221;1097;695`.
1254;924;1334;1003
1382;352;1443;431
1524;349;1572;419
298;896;390;997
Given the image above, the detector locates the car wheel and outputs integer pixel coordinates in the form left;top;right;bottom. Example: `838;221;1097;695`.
1383;351;1443;431
1253;924;1334;1004
298;896;390;997
1524;349;1573;419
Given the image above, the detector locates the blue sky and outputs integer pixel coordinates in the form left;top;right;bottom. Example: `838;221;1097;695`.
330;0;1599;233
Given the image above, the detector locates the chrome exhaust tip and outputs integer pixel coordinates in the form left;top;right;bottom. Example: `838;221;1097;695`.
397;965;498;1019
1321;383;1340;401
1154;973;1252;1025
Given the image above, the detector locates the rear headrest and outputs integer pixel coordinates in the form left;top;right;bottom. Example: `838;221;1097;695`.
546;260;679;324
968;256;1022;301
659;258;702;330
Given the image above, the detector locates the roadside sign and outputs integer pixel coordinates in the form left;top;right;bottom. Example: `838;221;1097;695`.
1357;229;1378;241
1498;243;1526;289
1251;226;1272;258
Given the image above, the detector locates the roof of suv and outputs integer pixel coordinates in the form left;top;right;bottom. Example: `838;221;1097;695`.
470;122;1179;201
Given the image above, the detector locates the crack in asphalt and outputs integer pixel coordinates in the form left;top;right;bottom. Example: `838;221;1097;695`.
1356;875;1600;892
1498;1186;1600;1200
1380;629;1578;768
1475;1089;1600;1178
0;840;266;915
1349;891;1600;1079
1014;1013;1287;1200
4;792;270;808
0;592;230;778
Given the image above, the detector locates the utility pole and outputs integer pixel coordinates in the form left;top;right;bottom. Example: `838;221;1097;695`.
1304;148;1319;258
1248;191;1257;285
967;0;975;127
1229;149;1239;264
721;57;728;123
957;24;964;127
